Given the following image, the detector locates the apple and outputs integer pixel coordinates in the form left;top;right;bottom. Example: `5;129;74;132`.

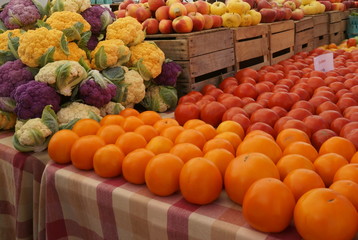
283;0;296;10
222;12;242;27
210;1;227;16
159;19;174;33
184;2;197;13
248;9;262;25
227;1;251;15
240;13;253;26
140;0;148;3
126;3;140;18
169;3;187;20
282;7;292;20
257;0;273;11
342;1;351;9
211;14;223;28
166;0;181;6
187;12;205;31
116;9;127;18
275;7;286;21
155;6;170;21
142;18;159;34
290;0;301;8
135;6;152;22
347;38;357;47
120;0;134;10
331;2;346;11
319;1;332;11
203;14;214;29
243;0;255;9
148;0;165;12
195;0;210;15
259;8;277;23
172;15;193;33
291;8;304;20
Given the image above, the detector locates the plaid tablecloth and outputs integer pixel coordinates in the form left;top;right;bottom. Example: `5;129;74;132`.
38;161;303;240
0;131;50;240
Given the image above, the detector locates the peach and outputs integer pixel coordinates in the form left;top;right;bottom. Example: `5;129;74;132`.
169;2;187;20
159;19;174;33
203;14;213;29
148;0;165;12
211;14;223;28
184;2;197;13
188;12;205;31
135;6;152;22
142;18;159;34
172;15;193;33
195;0;210;15
155;5;170;21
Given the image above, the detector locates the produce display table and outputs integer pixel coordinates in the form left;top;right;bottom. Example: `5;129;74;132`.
0;131;49;240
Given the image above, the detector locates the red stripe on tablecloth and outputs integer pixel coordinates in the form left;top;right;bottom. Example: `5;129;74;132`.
58;219;103;240
0;200;15;215
16;218;33;239
96;179;127;240
12;152;28;207
32;157;47;183
266;225;301;240
167;198;200;240
0;131;13;139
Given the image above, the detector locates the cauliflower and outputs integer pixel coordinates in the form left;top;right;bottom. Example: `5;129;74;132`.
0;0;41;29
12;105;59;152
0;29;24;65
55;42;89;63
17;27;71;67
90;39;131;70
12;81;61;120
50;0;91;13
81;5;115;35
106;16;145;46
140;84;178;113
0;29;23;51
100;102;125;117
129;41;165;80
87;34;99;51
0;110;16;130
46;11;91;42
35;60;87;96
153;59;182;86
57;102;102;126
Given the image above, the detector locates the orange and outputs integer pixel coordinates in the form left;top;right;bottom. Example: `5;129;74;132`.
121;116;144;132
93;144;125;178
144;153;184;196
216;120;245;140
294;188;358;240
159;125;185;142
153;118;179;132
122;148;155;184
134;125;159;142
243;178;295;233
330;180;358;211
224;152;280;205
333;163;358;184
275;128;310;150
214;132;242;150
48;130;79;164
283;169;325;201
351;152;358;163
244;130;275;141
194;124;217;141
72;119;101;137
70;135;106;170
174;129;207;149
100;114;125;126
169;143;203;163
283;141;318;162
96;124;125;144
179;157;222;205
183;119;206;129
145;136;174;155
202;138;235;155
115;132;147;155
138;111;162;125
237;135;282;164
314;153;349;186
204;148;235;177
119;108;140;117
276;154;315;180
319;136;356;161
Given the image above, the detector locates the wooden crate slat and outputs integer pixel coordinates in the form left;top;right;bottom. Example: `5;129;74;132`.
295;17;314;32
341;10;350;20
235;37;269;61
314;34;330;48
151;39;189;60
312;13;329;25
189;48;235;78
175;62;191;84
190;71;235;93
330;31;343;44
314;23;329;37
329;21;342;33
270;47;294;65
267;20;295;33
327;11;342;23
270;29;295;52
294;41;314;53
234;24;268;40
295;28;314;45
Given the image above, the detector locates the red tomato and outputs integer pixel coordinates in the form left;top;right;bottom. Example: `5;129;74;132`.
276;79;294;88
318;110;342;126
336;89;351;98
340;122;358;138
222;107;249;121
290;88;310;101
343;79;358;89
186;91;203;102
216;93;234;102
243;103;264;117
218;96;243;109
345;129;358;149
309;96;331;109
313;91;338;103
174;103;201;126
235;68;259;82
281;119;312;138
196;99;212;111
200;101;227;127
344;106;358;118
219;77;238;90
205;88;224;100
291;100;315;114
201;95;216;102
306;76;325;90
270;106;288;118
233;83;258;99
302;115;329;135
231;114;251;132
268;92;294;111
311;129;337;150
178;95;196;104
340;92;358;102
330;117;351;135
274;116;294;133
256;92;274;102
240;76;256;85
337;97;358;112
314;86;334;94
201;84;216;95
247;122;276;138
255;82;271;95
250;108;279;127
286;108;313;121
329;82;346;93
241;97;256;106
316;101;340;114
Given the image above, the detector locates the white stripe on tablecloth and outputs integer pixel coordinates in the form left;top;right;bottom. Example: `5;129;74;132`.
147;198;170;240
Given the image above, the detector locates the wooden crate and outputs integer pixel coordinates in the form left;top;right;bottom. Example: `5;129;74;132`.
314;34;330;48
294;17;314;53
233;24;270;71
266;20;295;65
312;14;329;39
329;21;344;43
146;28;235;96
327;11;342;23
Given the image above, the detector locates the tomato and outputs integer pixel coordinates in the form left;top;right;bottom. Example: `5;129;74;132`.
200;101;227;127
330;117;351;135
311;129;337;150
218;96;243;109
281;119;312;138
216;93;234;102
201;84;216;95
231;114;251;132
178;95;196;104
270;106;287;118
219;77;238;90
340;92;358;102
205;88;224;100
286;108;312;121
309;96;331;109
344;79;358;89
222;107;249;121
316;101;340;114
268;92;294;111
256;92;274;102
235;68;259;82
233;83;258;99
250;108;279;127
255;82;271;95
290;88;310;101
346;129;358;149
340;122;358;138
313;90;338;103
186;91;203;102
240;76;256;85
274;116;294;133
241;97;255;106
303;115;329;135
337;97;358;112
276;78;294;88
306;76;325;90
247;122;276;138
174;102;201;126
243;102;263;117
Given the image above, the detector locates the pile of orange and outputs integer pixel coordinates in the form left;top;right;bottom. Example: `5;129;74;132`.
48;110;358;239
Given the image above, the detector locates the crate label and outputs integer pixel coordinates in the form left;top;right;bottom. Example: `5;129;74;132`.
314;52;334;72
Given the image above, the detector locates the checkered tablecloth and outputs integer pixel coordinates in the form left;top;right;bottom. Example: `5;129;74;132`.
0;131;50;240
38;161;302;240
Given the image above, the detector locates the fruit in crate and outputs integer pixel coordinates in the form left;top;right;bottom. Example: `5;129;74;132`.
203;14;214;29
227;1;251;14
159;19;174;33
210;1;227;16
291;8;304;20
169;2;187;19
142;18;160;34
331;2;346;10
260;8;277;22
319;0;332;10
184;2;198;13
222;13;242;27
240;13;253;26
195;0;211;15
283;0;297;10
188;12;205;31
148;0;166;11
172;15;193;33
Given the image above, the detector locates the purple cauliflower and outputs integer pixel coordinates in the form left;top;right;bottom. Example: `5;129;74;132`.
12;81;61;120
0;0;41;29
152;60;182;86
79;70;117;108
87;34;99;51
81;5;115;35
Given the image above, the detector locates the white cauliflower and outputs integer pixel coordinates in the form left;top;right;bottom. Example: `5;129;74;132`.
57;102;102;125
50;0;91;13
100;102;125;117
120;68;146;108
16;118;52;146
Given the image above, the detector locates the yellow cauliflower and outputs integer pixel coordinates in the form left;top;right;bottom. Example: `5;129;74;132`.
106;16;145;46
129;41;165;80
18;27;70;68
90;39;131;71
46;11;91;42
0;29;23;51
50;0;91;13
55;42;89;64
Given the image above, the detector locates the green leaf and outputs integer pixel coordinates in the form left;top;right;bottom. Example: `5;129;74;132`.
27;67;40;77
0;50;16;65
94;46;108;70
59;118;80;130
39;46;55;67
100;10;114;31
41;105;59;133
117;45;131;65
55;61;71;89
77;31;91;50
0;20;7;33
7;34;19;59
13;130;50;152
159;86;178;109
78;57;91;72
36;20;52;29
62;22;84;41
51;0;64;13
136;58;152;80
88;111;101;122
32;0;49;18
60;33;69;55
0;97;16;112
8;10;23;27
102;67;125;82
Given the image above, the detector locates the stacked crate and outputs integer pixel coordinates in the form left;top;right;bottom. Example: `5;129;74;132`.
233;24;270;71
267;20;295;65
340;10;351;39
327;11;344;44
312;13;329;48
146;28;235;96
294;17;314;53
